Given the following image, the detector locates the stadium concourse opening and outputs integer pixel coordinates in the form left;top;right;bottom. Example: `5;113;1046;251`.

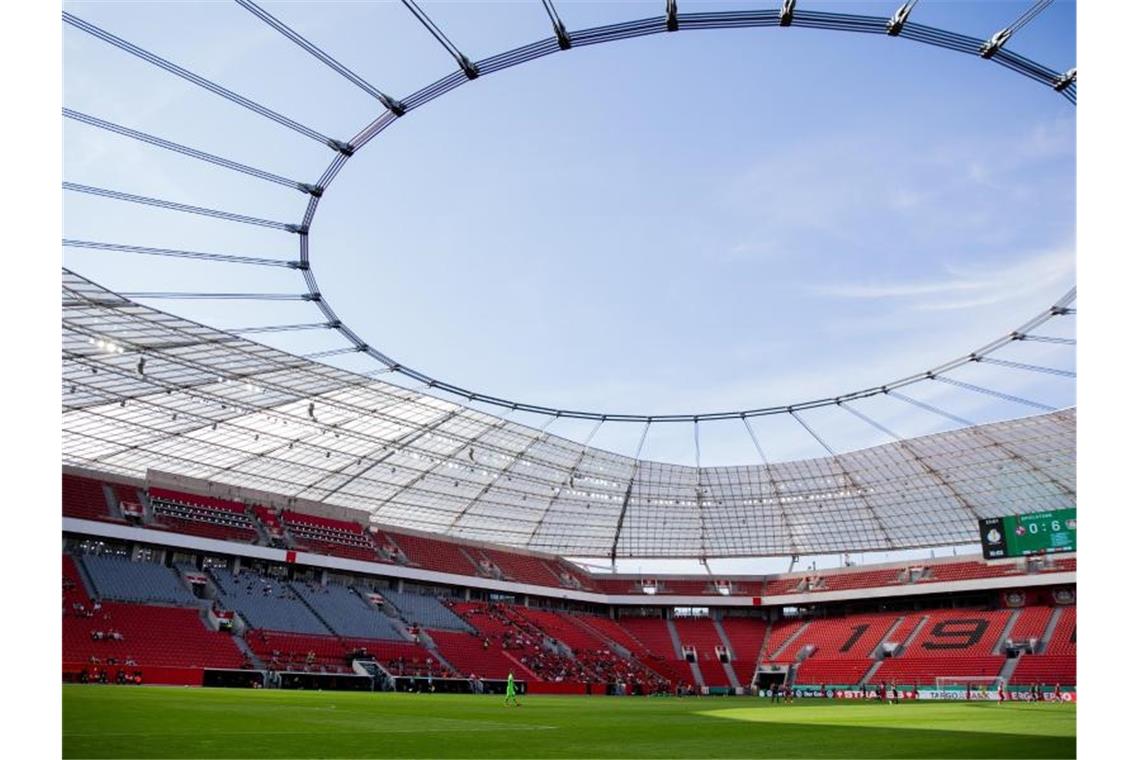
60;1;1076;758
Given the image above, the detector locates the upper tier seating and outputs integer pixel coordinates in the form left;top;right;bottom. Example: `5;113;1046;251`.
480;548;563;586
379;589;472;632
549;559;599;591
64;601;244;669
108;482;143;513
148;488;259;544
282;510;381;563
62;474;121;522
289;581;403;640
381;531;479;576
208;569;329;635
766;569;903;595
78;554;198;606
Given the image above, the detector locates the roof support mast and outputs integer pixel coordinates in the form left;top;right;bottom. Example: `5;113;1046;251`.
610;420;652;568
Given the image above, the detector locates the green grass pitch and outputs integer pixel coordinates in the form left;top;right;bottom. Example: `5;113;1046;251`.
63;686;1075;759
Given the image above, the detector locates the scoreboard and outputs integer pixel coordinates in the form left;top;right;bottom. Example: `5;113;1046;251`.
979;508;1076;559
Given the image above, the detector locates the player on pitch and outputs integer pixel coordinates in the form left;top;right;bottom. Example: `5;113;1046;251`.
505;671;521;707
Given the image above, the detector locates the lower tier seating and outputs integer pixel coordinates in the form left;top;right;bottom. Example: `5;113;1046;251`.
64;601;244;669
428;630;524;680
873;656;1006;685
795;658;876;686
1009;654;1076;686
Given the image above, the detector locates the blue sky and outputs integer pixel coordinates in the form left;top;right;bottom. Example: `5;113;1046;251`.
62;0;1076;476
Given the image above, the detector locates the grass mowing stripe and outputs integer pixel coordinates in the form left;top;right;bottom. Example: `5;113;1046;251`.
63;686;1075;759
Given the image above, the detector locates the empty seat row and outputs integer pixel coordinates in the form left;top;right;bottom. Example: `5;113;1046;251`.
78;554;198;606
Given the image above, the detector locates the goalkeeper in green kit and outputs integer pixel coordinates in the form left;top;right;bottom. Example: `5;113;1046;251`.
505;671;520;707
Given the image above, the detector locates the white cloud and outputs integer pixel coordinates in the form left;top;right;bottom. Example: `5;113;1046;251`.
812;244;1074;312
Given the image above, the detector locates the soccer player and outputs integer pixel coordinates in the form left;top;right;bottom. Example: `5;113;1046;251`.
505;671;520;707
997;682;1005;703
1053;683;1062;702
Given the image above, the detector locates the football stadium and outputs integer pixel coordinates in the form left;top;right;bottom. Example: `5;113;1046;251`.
55;1;1086;758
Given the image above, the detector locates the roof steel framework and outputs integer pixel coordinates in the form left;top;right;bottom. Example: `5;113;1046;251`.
62;0;1076;423
61;2;1077;559
63;271;1074;559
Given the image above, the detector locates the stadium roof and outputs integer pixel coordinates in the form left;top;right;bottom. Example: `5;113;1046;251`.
63;270;1074;559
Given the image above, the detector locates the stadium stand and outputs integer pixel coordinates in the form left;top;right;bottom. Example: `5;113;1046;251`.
147;488;259;544
63;474;121;522
379;589;473;632
1009;654;1076;686
763;619;810;662
907;609;1012;656
381;531;479;576
569;611;651;655
64;601;245;670
282;511;381;563
719;617;768;663
874;656;1007;685
428;629;522;680
208;568;330;635
799;614;901;659
290;581;404;640
480;548;563;586
78;554;198;606
1006;606;1054;643
1048;607;1077;656
793;613;901;685
1009;605;1076;686
613;616;695;685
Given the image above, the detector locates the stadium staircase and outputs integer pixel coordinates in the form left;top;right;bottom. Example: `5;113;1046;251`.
767;620;811;661
992;610;1022;654
712;619;742;689
860;660;884;686
231;633;264;669
1040;607;1066;649
664;618;705;688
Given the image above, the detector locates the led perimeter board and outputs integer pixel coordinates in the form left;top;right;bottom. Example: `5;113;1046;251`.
979;508;1076;559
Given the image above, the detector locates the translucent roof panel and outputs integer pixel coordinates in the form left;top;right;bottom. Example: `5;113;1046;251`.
62;270;1075;558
